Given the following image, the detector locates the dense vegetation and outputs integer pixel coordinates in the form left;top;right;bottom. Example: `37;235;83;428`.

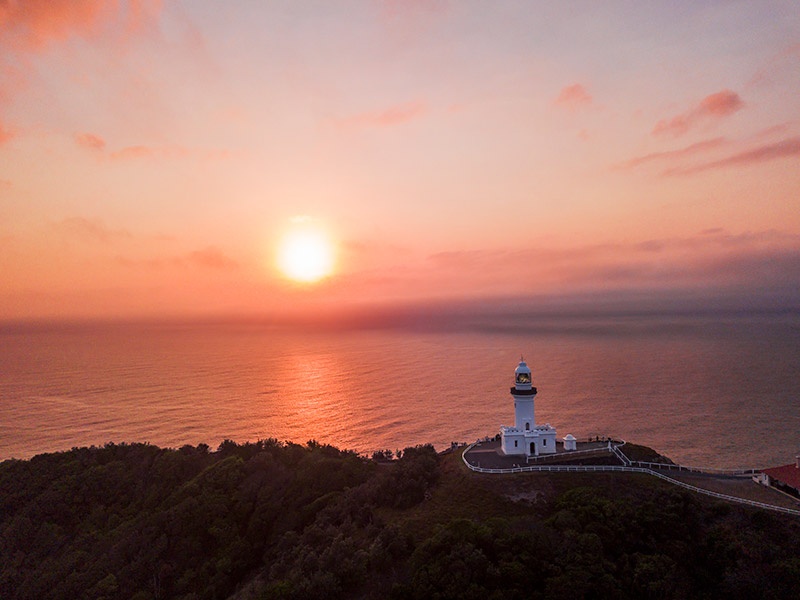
1;440;799;599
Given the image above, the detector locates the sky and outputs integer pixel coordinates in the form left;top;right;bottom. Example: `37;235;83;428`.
1;0;799;322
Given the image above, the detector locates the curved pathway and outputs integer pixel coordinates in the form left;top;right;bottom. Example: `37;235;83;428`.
461;441;800;517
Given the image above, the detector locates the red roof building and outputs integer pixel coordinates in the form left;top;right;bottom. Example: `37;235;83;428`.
758;458;800;497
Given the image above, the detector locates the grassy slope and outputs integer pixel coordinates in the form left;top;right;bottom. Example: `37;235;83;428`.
399;449;676;533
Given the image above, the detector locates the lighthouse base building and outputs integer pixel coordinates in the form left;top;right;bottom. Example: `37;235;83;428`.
501;423;557;456
500;360;558;457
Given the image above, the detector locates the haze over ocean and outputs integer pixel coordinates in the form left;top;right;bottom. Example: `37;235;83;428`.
3;311;798;470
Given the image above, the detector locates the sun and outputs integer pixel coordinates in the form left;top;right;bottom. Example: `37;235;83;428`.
277;227;335;283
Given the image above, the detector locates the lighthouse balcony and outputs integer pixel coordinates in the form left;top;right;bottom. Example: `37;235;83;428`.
501;424;555;436
510;386;537;395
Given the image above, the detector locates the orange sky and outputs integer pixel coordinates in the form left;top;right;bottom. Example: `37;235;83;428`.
1;1;799;321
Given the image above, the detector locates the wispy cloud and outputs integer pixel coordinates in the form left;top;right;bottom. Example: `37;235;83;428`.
663;136;800;176
0;0;109;52
0;0;162;52
0;120;13;145
749;123;792;141
653;89;744;137
340;228;800;300
310;230;800;317
554;84;592;111
187;246;238;270
0;1;164;147
334;102;426;129
748;42;800;88
116;246;238;271
414;229;800;299
615;137;728;170
110;145;157;160
74;132;106;152
55;217;132;243
74;134;226;162
54;216;177;247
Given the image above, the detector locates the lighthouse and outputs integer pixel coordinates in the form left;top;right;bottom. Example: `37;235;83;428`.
500;359;557;456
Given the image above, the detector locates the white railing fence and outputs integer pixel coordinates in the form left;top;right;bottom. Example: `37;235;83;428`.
461;442;800;517
628;460;758;477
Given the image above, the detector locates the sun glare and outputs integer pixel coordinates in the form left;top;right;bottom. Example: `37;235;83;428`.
277;227;335;283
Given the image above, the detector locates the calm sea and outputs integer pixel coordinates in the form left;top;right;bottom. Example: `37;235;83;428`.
1;313;799;469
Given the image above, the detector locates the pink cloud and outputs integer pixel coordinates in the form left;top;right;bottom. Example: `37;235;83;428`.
0;0;162;52
749;123;792;141
697;89;744;117
110;145;155;160
75;139;219;162
0;2;163;146
653;89;744;137
0;0;110;51
335;102;426;129
0;120;13;145
663;136;800;176
554;84;592;111
75;132;106;151
615;137;728;169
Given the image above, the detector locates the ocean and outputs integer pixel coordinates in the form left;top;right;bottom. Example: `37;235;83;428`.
1;313;799;469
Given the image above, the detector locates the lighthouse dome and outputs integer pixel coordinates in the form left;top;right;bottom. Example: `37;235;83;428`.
514;360;532;387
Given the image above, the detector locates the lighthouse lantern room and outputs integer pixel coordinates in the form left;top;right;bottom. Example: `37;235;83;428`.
500;359;557;456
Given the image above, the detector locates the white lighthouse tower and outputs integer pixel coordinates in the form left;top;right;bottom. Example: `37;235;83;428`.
511;360;536;431
500;359;557;456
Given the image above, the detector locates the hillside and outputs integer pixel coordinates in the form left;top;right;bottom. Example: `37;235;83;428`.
2;440;800;599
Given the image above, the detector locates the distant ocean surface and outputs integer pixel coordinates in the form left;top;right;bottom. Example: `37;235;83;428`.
2;313;799;469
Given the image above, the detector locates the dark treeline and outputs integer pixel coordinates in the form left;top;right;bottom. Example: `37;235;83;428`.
1;440;799;599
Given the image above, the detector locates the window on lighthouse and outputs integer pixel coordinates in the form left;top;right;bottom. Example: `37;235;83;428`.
516;373;531;384
525;422;530;430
